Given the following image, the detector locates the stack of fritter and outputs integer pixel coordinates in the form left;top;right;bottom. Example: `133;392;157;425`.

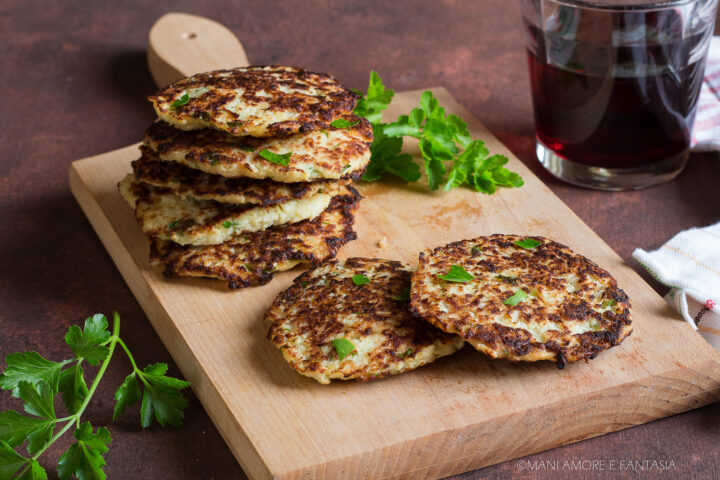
119;66;372;288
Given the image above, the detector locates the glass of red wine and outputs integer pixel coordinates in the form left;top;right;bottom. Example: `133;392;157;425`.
522;0;718;190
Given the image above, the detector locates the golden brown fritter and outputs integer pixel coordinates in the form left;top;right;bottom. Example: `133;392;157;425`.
266;258;465;384
143;119;371;183
150;189;362;289
147;66;357;137
132;148;346;206
118;174;338;246
410;235;632;368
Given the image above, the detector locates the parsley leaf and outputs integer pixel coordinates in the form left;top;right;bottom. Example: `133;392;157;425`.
138;364;190;428
170;92;189;109
352;71;394;124
602;299;616;308
0;353;66;396
0;440;32;479
330;118;359;129
504;289;529;306
332;339;356;361
18;459;47;480
58;364;88;415
0;410;54;454
17;381;55;420
397;348;414;358
352;274;370;286
437;265;475;283
112;372;141;421
514;238;542;250
65;314;111;366
57;422;111;480
259;149;292;166
354;72;523;193
226;121;243;128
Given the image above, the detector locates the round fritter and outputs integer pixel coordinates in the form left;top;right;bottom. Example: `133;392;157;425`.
150;189;361;289
266;258;465;384
147;66;357;137
132;148;346;206
410;235;632;368
118;174;336;246
144;119;371;183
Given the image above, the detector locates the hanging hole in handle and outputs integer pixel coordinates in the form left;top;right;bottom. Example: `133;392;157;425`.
182;32;198;40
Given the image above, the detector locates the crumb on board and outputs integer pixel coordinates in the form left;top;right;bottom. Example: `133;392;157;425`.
377;237;388;248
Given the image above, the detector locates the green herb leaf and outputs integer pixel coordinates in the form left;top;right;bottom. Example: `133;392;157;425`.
330;118;359;129
58;364;88;415
222;221;234;228
226;121;243;128
239;144;255;152
495;274;517;284
138;364;190;428
17;381;55;420
352;274;370;286
504;289;529;306
437;265;475;283
0;410;54;453
514;238;542;250
65;314;111;366
602;299;616;308
170;92;189;109
319;129;329;137
208;152;220;165
168;220;179;230
471;245;482;255
332;339;356;361
397;348;413;358
361;125;420;183
57;422;111;480
258;149;292;166
353;71;394;124
0;439;30;479
0;352;65;395
391;287;411;301
18;459;47;480
112;372;141;421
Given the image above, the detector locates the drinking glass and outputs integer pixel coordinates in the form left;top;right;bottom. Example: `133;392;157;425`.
522;0;718;190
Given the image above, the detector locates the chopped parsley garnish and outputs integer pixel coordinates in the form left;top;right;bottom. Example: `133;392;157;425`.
398;348;413;358
168;221;179;230
330;118;359;129
342;164;351;171
504;289;529;306
319;129;329;137
602;299;616;308
208;152;220;165
259;149;292;166
514;238;542;250
170;92;189;109
300;281;309;288
239;144;255;152
391;287;411;301
352;274;371;286
471;245;482;255
332;338;355;361
495;274;517;284
222;221;234;228
437;265;474;283
226;121;243;128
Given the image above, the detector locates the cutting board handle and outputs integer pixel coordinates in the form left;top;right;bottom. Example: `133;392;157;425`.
147;12;250;87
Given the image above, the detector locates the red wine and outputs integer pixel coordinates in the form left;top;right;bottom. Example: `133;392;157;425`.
527;30;705;169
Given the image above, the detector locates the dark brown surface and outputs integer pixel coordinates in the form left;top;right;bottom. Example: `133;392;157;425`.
1;1;719;479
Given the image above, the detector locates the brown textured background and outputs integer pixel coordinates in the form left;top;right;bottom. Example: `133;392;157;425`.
1;1;719;479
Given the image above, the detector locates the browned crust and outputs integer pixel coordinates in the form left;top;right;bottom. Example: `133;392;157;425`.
144;118;372;181
132;147;345;206
148;65;357;137
149;187;361;289
265;258;462;382
410;234;633;368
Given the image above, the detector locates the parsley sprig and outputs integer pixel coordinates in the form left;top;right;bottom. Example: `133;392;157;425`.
0;313;190;479
355;71;524;192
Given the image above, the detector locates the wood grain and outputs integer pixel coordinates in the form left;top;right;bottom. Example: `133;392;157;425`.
67;12;720;480
69;87;720;479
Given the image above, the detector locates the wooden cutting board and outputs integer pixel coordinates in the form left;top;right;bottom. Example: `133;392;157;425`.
69;12;720;480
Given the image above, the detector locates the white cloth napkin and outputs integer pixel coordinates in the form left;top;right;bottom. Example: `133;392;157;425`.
633;223;720;349
692;36;720;150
